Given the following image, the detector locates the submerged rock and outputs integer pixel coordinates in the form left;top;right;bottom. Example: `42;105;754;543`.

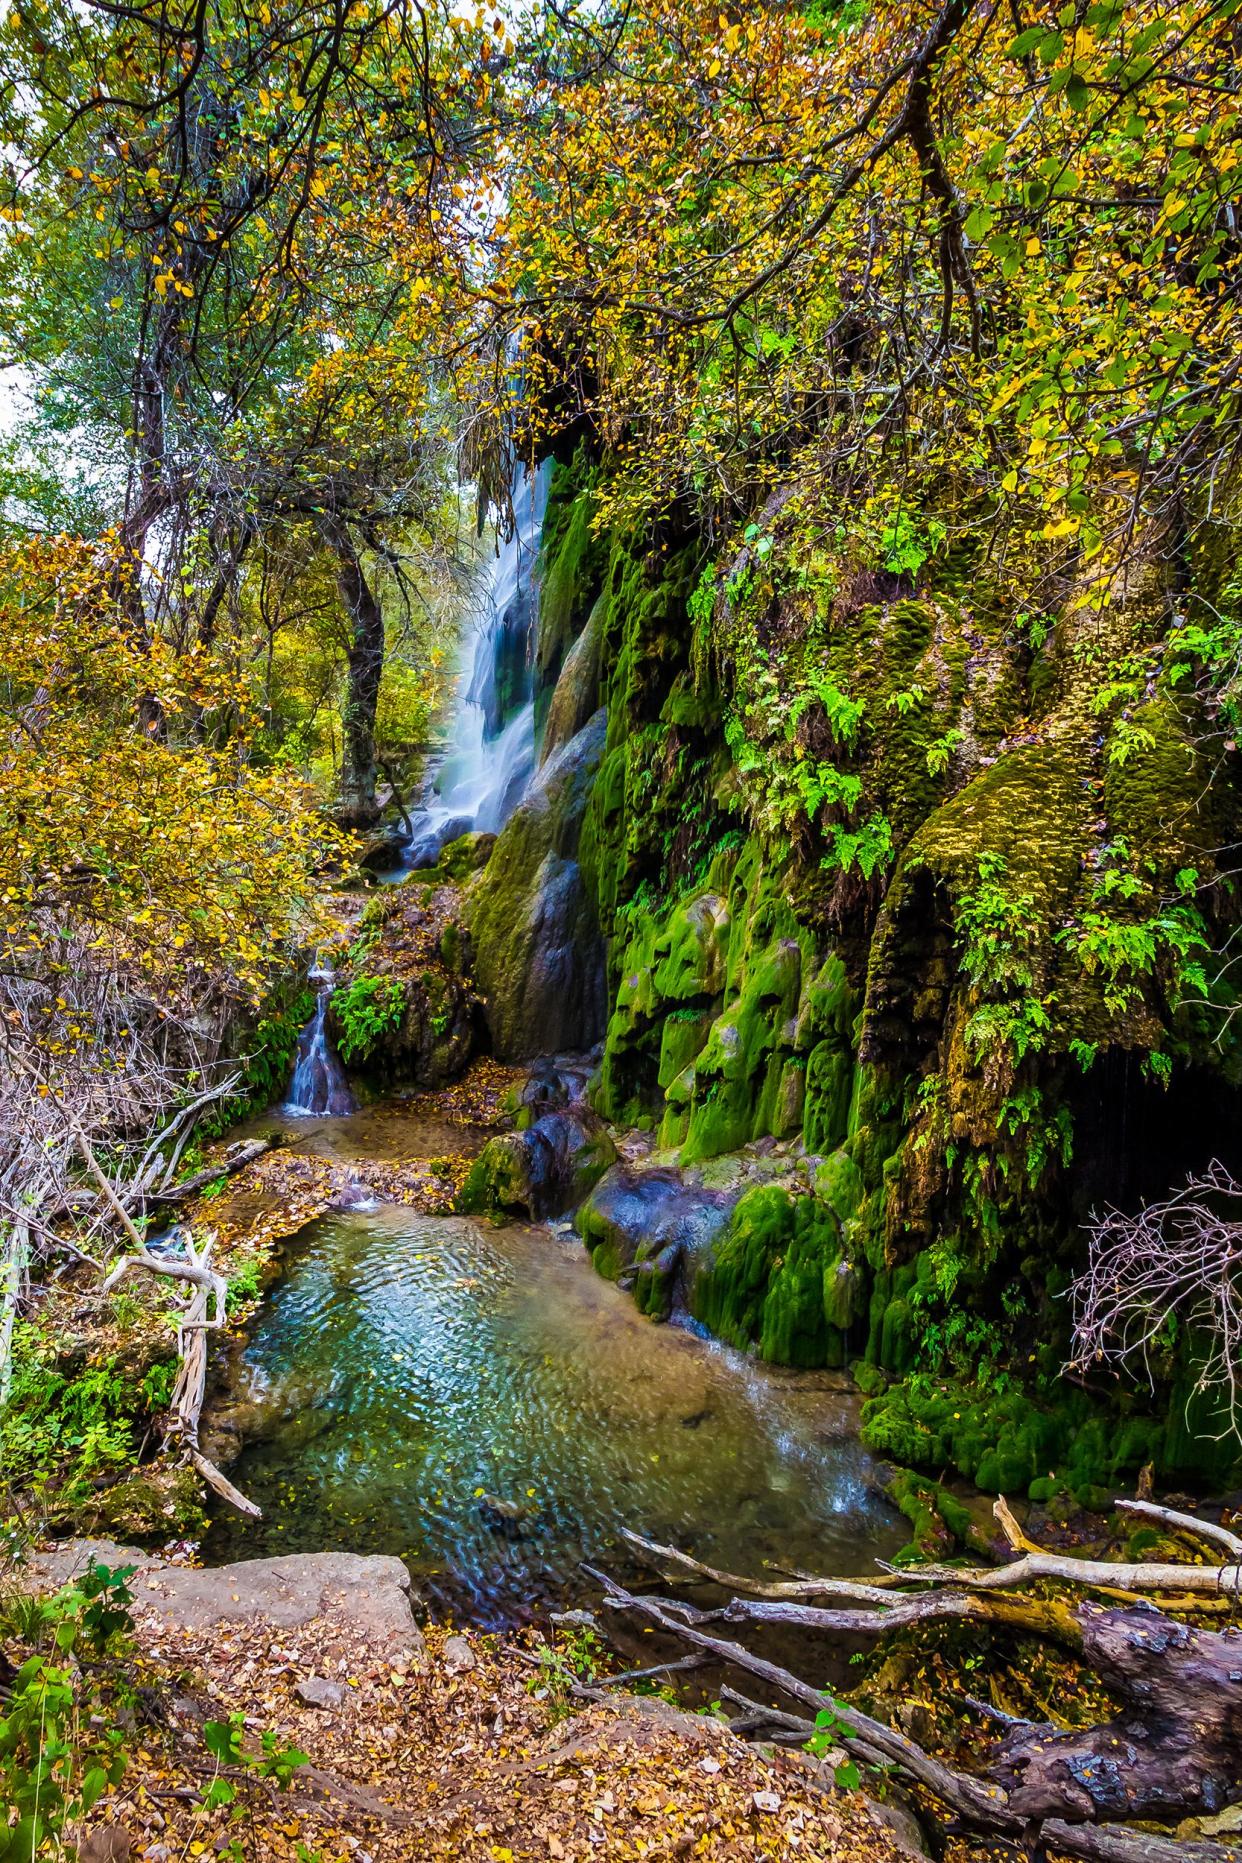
459;1106;618;1220
477;1493;541;1541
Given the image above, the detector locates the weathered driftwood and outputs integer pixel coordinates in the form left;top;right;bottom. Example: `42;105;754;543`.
103;1231;260;1520
601;1495;1242;1859
992;1602;1242;1823
143;1133;281;1207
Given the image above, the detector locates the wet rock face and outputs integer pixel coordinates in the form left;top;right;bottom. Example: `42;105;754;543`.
512;1052;599;1127
468;710;608;1059
575;1164;739;1322
460;1106;618;1221
541;596;602;766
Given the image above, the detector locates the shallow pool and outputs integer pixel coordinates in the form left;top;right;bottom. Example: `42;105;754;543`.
206;1205;903;1625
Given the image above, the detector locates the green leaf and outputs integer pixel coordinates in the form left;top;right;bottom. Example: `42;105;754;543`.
204;1718;243;1764
79;1766;109;1812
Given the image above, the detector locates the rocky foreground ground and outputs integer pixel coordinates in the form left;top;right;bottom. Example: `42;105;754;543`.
17;1540;915;1863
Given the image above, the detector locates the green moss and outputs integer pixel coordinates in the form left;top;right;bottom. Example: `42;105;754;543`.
689;1185;863;1369
885;1469;972;1562
803;1042;853;1152
815;1150;866;1224
1104;695;1216;886
436;831;497;880
856;1369;1223;1499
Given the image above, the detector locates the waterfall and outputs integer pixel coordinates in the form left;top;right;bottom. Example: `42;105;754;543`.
285;967;356;1117
401;457;553;868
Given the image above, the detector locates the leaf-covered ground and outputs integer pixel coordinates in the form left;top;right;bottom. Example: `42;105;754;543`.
68;1611;908;1863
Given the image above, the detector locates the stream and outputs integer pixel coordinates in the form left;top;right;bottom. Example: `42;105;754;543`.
204;1124;903;1626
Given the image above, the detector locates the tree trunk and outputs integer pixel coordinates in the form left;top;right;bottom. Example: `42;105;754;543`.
320;517;385;827
991;1602;1242;1823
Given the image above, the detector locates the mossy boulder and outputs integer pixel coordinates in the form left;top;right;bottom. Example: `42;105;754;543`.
95;1463;206;1538
689;1184;865;1369
459;1108;619;1221
436;831;497;880
535;471;606;738
576;1163;738;1321
858;1373;1175;1499
328;885;479;1088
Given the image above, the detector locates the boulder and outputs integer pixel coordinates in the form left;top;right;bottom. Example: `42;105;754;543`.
509;1052;600;1129
442;1634;476;1674
408;812;473;869
436;830;497;879
21;1541;424;1664
356;829;408;875
459;1106;618;1220
326;883;480;1089
576;1163;739;1320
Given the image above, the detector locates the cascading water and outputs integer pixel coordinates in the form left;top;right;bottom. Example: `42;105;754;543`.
284;459;552;1110
401;457;553;868
285;966;356;1117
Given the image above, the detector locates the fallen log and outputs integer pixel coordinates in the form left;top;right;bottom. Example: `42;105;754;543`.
143;1134;282;1207
992;1601;1242;1823
597;1495;1242;1858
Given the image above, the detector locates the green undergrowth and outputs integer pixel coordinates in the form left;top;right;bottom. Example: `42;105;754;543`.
332;972;406;1063
1;1319;195;1535
198;977;317;1140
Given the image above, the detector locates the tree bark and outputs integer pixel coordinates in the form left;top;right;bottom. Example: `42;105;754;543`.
320;516;385;828
992;1602;1242;1823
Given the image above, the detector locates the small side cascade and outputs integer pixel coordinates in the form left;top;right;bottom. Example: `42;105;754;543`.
285;966;356;1116
401;457;553;868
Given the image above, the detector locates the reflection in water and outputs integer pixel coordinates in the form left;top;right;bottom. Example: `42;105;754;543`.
207;1207;902;1625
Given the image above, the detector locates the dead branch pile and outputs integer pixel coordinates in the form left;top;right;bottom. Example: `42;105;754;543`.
597;1497;1242;1863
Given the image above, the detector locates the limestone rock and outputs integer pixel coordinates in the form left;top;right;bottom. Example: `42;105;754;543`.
541;596;602;765
459;1107;618;1220
576;1163;738;1321
442;1635;476;1674
468;711;608;1058
296;1674;347;1709
23;1541;424;1664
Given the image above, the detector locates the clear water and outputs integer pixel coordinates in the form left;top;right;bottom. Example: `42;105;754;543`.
205;1205;903;1625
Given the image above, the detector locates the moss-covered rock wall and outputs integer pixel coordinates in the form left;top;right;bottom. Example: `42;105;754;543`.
465;445;1242;1500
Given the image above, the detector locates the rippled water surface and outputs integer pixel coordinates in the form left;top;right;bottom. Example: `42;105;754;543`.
207;1206;902;1624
